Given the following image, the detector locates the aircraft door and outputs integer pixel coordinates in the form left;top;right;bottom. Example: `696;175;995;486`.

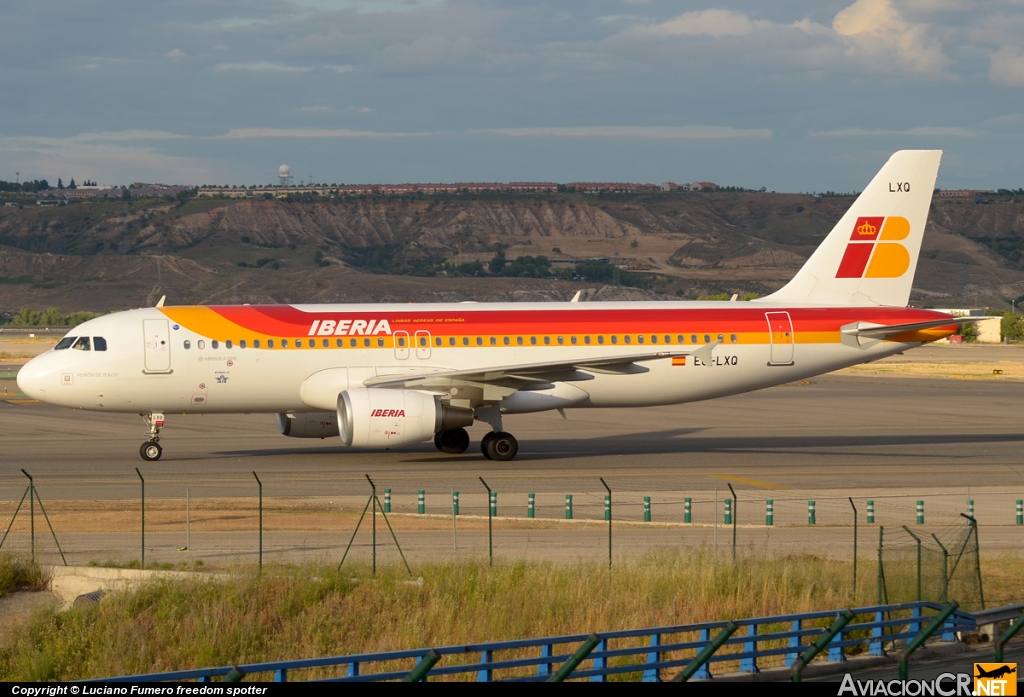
415;330;431;359
765;312;794;366
143;318;172;373
394;331;410;360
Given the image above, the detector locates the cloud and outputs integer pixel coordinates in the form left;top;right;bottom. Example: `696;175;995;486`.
811;126;974;137
220;127;426;138
215;61;313;72
832;0;948;74
474;126;772;139
166;48;185;59
990;46;1024;86
636;9;773;38
323;64;355;72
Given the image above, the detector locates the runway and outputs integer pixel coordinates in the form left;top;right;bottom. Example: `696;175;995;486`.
3;370;1024;494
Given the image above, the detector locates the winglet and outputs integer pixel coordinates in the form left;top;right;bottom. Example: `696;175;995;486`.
155;295;166;308
691;340;722;366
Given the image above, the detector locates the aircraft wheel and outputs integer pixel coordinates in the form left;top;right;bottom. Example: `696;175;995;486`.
480;431;496;460
433;433;444;451
439;428;470;454
140;441;162;461
485;432;518;461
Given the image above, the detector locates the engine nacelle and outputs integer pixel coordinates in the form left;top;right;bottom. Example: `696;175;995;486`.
276;412;340;438
337;388;474;448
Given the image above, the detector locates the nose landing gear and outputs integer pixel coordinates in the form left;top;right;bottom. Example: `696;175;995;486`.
139;412;165;461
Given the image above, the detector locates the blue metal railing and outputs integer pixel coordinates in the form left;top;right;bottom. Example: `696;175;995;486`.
96;601;976;683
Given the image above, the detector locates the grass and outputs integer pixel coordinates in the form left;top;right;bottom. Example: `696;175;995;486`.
1;552;1021;681
0;553;48;597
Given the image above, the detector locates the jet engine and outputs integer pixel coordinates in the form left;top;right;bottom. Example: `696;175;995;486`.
276;412;340;438
338;388;474;448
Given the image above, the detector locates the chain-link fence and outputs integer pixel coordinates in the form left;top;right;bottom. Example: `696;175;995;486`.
1;471;1019;600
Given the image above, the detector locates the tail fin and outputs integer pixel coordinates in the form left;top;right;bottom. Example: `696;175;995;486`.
757;150;941;307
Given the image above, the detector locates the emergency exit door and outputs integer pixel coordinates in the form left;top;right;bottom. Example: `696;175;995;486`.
765;312;795;366
143;319;172;373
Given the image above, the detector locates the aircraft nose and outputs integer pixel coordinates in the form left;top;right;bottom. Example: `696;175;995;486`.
16;358;46;400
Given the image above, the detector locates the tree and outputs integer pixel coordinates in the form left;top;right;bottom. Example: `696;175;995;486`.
489;250;507;274
57;178;63;189
68;178;77;189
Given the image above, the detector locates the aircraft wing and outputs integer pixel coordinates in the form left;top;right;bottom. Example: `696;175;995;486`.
364;342;721;390
841;316;981;339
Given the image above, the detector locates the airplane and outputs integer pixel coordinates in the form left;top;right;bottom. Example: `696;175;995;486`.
16;150;974;462
975;665;1016;680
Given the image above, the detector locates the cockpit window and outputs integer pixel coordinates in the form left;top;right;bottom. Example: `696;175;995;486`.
94;336;107;351
55;337;77;350
72;337;91;351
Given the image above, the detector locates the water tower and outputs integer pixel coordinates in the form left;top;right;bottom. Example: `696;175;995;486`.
278;165;292;186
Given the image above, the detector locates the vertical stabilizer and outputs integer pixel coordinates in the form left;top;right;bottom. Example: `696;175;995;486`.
756;150;941;307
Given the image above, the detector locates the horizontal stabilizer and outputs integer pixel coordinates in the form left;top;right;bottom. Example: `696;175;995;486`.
841;316;979;339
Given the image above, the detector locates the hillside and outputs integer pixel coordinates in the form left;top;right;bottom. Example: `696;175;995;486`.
1;192;1023;312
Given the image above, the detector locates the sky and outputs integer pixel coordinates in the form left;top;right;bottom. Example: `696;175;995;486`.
1;0;1023;191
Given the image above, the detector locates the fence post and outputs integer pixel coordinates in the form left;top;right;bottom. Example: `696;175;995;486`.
724;498;732;525
916;500;924;525
850;497;858;602
418;490;425;514
808;501;816;525
452;491;459;516
931;533;949;604
766;499;774;526
480;477;493;566
527;493;534;519
253;472;262;570
565;494;573;520
384;488;391;513
1016;500;1022;525
489;491;497;517
867;500;875;524
644;497;651;523
727;484;737;561
903;526;922;601
136;467;145;570
21;470;35;561
967;499;974;518
601;478;611;569
877;526;886;605
684;497;692;524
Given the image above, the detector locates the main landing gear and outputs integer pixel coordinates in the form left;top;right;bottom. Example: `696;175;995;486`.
434;428;471;454
433;428;520;460
139;412;165;461
481;431;518;462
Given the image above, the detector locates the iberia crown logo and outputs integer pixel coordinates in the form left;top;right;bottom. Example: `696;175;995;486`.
836;216;911;279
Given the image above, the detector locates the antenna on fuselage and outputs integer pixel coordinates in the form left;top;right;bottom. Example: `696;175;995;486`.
155;295;166;308
570;291;582;303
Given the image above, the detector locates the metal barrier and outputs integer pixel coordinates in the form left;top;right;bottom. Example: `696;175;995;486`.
96;601;978;683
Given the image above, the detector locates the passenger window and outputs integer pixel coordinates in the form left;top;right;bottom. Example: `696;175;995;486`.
544;336;551;345
254;339;261;349
226;340;234;349
336;339;344;347
350;338;357;347
72;337;91;351
295;340;301;347
397;337;405;347
490;337;497;346
419;336;427;347
637;335;644;344
377;338;384;347
530;336;537;345
212;340;220;349
704;334;711;343
650;335;657;344
625;335;632;344
516;336;524;346
240;340;247;349
598;336;605;345
571;336;577;345
558;336;564;345
322;339;329;348
463;337;469;346
450;337;456;346
198;340;206;349
94;337;107;351
503;337;511;346
730;334;738;343
364;339;370;347
690;335;697;344
664;335;671;344
584;336;590;345
184;340;191;350
267;340;274;348
281;339;288;348
717;334;724;343
435;337;442;347
610;336;618;345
